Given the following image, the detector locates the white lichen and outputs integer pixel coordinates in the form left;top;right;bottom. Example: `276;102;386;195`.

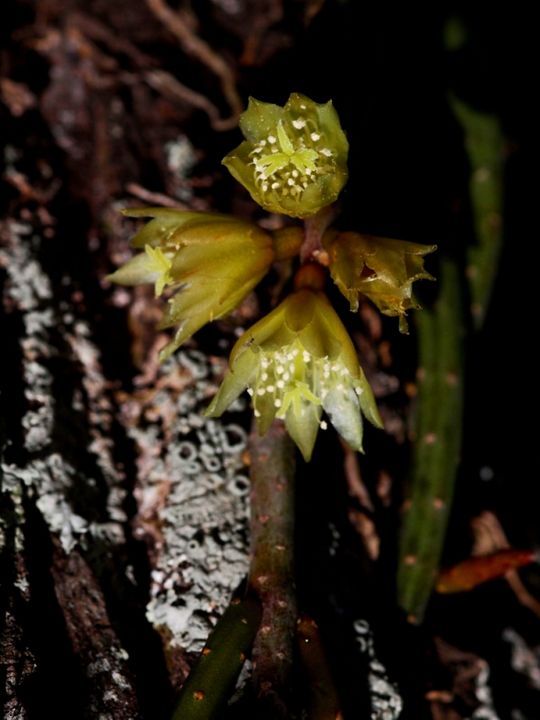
471;661;499;720
121;349;250;653
1;220;127;554
503;627;540;691
354;619;403;720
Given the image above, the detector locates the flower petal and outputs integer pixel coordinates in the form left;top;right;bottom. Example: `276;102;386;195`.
124;208;237;249
283;398;321;462
355;373;383;429
205;348;258;417
239;97;284;142
106;251;163;287
323;384;365;451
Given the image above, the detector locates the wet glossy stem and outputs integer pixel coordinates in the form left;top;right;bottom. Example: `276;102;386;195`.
248;419;297;719
300;204;339;263
171;595;262;720
397;256;465;623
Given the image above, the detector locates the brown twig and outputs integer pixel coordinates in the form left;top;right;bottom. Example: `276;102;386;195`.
125;182;188;208
471;511;540;618
143;69;236;131
69;11;155;68
342;442;380;561
145;0;242;130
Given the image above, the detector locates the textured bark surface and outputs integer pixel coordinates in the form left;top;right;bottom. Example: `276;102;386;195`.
1;3;255;716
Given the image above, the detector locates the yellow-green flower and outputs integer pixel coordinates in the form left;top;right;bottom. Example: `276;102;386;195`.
107;208;274;361
323;231;437;332
223;93;349;219
206;287;382;461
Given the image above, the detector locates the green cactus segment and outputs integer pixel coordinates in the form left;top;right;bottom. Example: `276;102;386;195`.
397;257;465;623
450;95;504;329
171;595;262;720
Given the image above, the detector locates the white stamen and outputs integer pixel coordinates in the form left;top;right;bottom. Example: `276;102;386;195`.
292;119;306;129
321;148;333;157
267;135;276;144
320;420;328;430
310;132;321;141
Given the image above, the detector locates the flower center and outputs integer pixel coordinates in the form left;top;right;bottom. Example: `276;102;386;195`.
246;340;363;421
249;118;335;199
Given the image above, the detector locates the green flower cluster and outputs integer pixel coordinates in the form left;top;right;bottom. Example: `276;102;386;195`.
109;94;435;459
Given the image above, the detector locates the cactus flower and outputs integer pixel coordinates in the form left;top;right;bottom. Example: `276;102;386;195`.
323;231;437;332
223;93;349;219
107;208;275;361
206;280;382;461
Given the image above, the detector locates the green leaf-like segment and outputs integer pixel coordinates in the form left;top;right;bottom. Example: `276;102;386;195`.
397;257;465;623
171;595;262;720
